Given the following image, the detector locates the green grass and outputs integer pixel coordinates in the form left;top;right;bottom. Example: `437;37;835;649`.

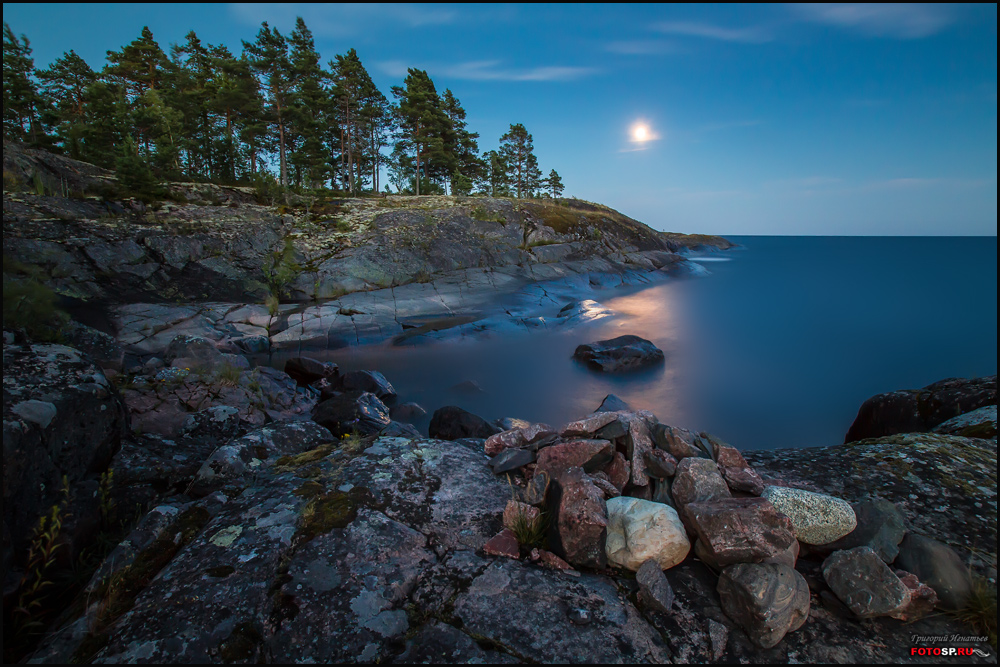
949;573;998;649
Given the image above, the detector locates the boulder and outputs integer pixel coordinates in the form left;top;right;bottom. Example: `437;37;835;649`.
822;546;911;619
390;402;427;423
931;404;997;438
652;423;710;459
644;449;678;478
340;369;397;402
636;558;675;613
561;411;620;437
548;467;608;569
428;406;501;440
845;375;997;442
573;335;665;373
894;533;973;610
535;439;614;477
595;393;631;413
671;457;731;518
761;486;856;545
284;357;339;386
816;498;907;563
624;414;656;486
605;496;690;571
685;498;797;568
718;563;810;649
488;448;535;475
312;391;391;437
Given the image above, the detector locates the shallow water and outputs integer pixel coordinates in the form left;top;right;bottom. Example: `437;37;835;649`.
273;236;998;450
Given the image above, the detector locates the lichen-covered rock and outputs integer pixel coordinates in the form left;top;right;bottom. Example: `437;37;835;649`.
761;486;856;545
549;467;608;569
845;375;997;442
3;342;128;570
932;404;997;438
718;563;810;649
685;498;796;568
573;335;665;373
822;546;911;619
606;496;690;571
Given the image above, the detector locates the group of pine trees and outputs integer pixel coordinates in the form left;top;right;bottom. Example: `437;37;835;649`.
2;19;565;198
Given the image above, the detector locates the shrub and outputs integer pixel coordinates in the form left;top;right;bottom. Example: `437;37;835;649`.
2;275;69;342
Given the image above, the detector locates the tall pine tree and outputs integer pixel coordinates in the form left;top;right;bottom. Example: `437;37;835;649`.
498;123;542;198
243;22;293;187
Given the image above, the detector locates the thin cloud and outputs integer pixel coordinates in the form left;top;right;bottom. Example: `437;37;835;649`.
377;59;597;82
791;4;955;39
652;21;773;44
229;3;459;37
605;40;684;56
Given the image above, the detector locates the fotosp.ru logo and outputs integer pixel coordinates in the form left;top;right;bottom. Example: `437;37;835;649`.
909;647;990;657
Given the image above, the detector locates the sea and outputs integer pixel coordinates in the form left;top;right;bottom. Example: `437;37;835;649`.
278;236;998;451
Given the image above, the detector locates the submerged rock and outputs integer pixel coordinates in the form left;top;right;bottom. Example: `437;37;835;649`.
573;335;665;373
428;405;501;440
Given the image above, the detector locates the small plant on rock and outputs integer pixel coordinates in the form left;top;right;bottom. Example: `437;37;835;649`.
950;571;998;649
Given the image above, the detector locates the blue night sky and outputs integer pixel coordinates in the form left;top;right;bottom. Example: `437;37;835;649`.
4;3;997;236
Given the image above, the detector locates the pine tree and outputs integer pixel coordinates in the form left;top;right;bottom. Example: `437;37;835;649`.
545;169;564;197
498;123;542;198
288;17;329;189
36;49;97;156
3;22;44;144
391;69;450;196
243;22;293;187
104;26;169;99
441;89;481;194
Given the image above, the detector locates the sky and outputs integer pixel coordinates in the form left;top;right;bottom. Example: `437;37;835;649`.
3;3;997;236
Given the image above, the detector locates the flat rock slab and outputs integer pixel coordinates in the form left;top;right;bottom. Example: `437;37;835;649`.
573;335;665;373
761;486;856;545
452;558;671;663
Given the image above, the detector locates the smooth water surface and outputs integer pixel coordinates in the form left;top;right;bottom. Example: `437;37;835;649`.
278;236;997;450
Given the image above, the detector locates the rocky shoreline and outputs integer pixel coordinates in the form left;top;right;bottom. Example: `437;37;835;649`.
2;325;996;664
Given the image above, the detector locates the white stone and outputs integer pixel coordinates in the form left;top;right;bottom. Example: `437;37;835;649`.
605;496;691;571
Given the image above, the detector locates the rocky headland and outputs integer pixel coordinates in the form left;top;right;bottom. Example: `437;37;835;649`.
3;141;997;663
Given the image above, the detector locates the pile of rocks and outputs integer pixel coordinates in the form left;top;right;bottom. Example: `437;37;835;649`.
477;395;964;649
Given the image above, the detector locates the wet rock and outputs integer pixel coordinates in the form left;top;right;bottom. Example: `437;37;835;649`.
718;563;810;649
489;448;535;475
761;486;856;545
685;498;797;568
817;498;907;563
449;379;485;394
671;457;731;519
483;529;521;558
312;391;391;437
894;533;973;609
284;357;339;386
390;402;427;423
484;422;557;456
932;404;997;438
573;335;665;373
377;420;422;438
548;467;608;569
595;393;631;412
428;405;501;440
636;558;675;613
340;369;397;402
822;546;911;619
845;375;997;442
451;558;670;663
605;496;690;571
535;439;614;477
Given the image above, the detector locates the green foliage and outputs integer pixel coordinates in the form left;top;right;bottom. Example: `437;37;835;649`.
499;123;543;198
508;506;548;551
2;267;69;342
214;360;244;387
263;236;301;299
470;206;505;225
114;137;159;196
98;471;116;526
250;170;283;205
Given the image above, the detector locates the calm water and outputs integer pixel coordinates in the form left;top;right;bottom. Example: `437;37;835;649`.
279;236;998;450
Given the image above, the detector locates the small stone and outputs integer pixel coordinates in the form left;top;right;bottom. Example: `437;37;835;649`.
483;530;520;559
892;569;939;621
588;473;621;499
489;448;535;475
822;546;910;619
652;424;705;459
602;451;630;491
567;608;592;625
762;486;856;545
720;465;766;495
671;457;731;518
529;548;572;570
718;562;810;649
636;558;675;613
561;411;619;437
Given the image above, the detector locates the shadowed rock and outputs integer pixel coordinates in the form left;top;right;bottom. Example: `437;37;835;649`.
822;546;911;619
636;558;675;613
548;467;608;569
284;357;339;386
535;439;614;477
718;562;810;649
312;391;390;437
340;369;397;402
428;406;501;440
573;335;665;373
894;533;973;610
815;498;907;563
595;393;631;412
